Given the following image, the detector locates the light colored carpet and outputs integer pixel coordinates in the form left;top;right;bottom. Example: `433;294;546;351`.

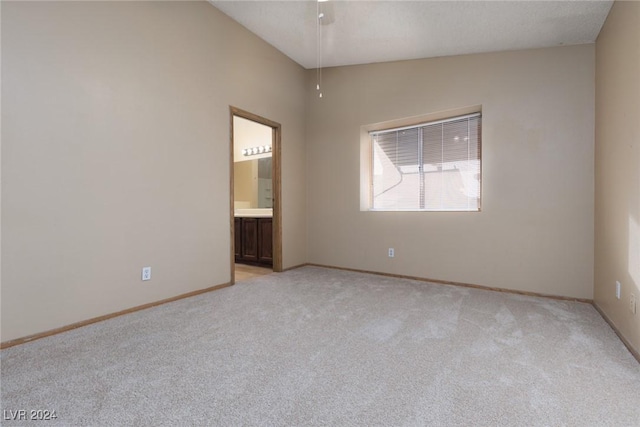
1;266;639;426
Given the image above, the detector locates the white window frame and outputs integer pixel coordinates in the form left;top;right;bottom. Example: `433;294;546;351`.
367;112;482;212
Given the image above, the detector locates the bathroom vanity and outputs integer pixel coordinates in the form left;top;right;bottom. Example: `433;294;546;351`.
234;209;272;267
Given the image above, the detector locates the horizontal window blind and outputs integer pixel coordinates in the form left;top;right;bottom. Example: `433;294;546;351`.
371;113;481;211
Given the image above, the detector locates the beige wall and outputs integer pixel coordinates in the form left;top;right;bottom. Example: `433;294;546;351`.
595;1;640;354
1;1;307;342
306;45;595;299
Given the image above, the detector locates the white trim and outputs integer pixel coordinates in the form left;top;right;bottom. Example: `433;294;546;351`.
369;112;481;136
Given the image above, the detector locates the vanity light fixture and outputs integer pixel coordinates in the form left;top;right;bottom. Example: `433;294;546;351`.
242;145;272;157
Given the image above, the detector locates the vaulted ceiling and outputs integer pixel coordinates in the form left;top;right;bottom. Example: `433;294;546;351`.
210;0;613;69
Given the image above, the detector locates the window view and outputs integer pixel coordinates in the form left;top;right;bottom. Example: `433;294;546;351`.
370;113;481;211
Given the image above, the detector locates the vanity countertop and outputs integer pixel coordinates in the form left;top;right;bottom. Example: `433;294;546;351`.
234;208;273;218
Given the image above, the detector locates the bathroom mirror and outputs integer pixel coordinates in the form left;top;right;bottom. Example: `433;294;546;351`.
234;157;272;209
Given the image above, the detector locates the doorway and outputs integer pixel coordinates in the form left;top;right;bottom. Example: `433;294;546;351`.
230;107;282;284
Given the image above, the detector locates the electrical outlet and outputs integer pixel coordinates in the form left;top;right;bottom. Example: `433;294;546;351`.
631;294;636;315
616;281;621;299
388;248;395;258
142;267;151;281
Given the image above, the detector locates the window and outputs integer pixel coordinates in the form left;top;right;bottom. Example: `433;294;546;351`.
370;113;481;211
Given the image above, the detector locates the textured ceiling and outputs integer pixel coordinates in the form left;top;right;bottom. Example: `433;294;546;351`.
210;0;613;69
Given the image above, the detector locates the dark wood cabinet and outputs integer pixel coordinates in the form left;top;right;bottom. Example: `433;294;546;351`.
234;217;272;267
241;218;258;262
257;218;273;264
234;218;241;259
